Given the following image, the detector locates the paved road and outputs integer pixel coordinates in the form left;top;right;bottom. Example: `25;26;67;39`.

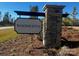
0;26;14;30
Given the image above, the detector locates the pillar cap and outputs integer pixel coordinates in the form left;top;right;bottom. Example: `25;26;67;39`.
43;4;65;11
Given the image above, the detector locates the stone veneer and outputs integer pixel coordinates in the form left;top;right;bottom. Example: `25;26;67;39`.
43;5;65;48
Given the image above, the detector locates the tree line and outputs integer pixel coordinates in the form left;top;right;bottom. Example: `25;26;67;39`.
0;5;79;26
0;12;14;26
30;5;79;26
63;6;79;26
0;6;38;27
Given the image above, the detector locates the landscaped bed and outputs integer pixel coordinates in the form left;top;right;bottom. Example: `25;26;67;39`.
0;26;79;55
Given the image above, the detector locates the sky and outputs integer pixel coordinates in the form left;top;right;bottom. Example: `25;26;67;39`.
0;2;79;21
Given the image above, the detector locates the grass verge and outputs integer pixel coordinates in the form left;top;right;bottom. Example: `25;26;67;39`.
0;28;17;43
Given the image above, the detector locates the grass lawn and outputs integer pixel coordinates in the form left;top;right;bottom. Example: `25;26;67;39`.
0;28;17;43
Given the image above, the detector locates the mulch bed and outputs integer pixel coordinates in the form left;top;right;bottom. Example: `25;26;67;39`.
0;27;79;56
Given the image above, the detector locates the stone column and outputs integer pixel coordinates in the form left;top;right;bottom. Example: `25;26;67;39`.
43;5;65;48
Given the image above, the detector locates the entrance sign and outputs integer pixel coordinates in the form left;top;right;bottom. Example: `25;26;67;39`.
14;4;69;48
14;18;41;34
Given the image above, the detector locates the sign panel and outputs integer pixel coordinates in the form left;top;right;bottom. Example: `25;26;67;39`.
14;18;41;34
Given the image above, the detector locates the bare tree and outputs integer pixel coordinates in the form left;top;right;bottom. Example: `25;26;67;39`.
71;6;78;25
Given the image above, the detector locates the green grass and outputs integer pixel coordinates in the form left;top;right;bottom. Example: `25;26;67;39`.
0;28;17;43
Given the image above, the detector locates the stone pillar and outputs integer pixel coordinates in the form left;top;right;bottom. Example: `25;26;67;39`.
43;5;65;48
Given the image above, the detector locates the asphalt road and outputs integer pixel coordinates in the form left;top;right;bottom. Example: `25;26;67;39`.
0;26;14;30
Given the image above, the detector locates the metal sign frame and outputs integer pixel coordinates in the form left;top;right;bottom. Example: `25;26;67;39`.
15;11;69;17
14;11;69;34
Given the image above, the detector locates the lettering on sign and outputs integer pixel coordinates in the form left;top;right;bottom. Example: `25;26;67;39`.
14;18;41;34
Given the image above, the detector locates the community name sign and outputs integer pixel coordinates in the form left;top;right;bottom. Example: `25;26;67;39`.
14;18;41;34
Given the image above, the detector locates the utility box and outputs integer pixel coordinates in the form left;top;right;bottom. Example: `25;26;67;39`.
43;5;65;48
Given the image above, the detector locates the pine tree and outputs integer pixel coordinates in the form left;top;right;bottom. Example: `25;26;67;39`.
3;12;10;25
30;6;38;19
